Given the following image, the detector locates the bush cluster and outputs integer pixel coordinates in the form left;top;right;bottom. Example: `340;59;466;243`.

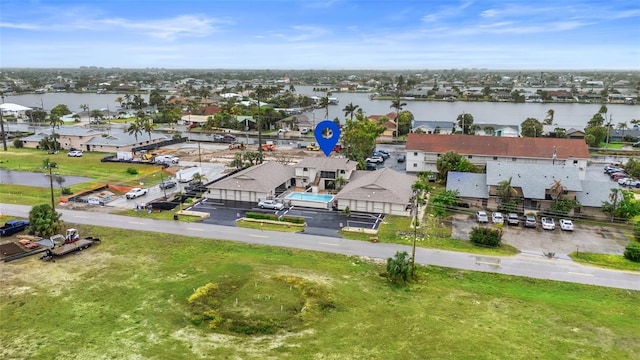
469;226;502;247
126;167;138;175
245;212;304;224
624;243;640;262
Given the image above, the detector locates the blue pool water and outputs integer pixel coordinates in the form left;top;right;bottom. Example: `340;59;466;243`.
285;192;335;202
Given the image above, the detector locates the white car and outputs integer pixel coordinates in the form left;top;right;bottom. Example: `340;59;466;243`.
365;156;384;164
491;212;504;224
125;188;148;199
67;150;83;157
559;219;574;231
541;217;556;230
258;199;285;210
476;211;488;223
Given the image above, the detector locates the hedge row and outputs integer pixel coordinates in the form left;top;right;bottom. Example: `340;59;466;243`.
245;212;305;224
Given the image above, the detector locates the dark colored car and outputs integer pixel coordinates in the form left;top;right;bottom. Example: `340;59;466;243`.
159;180;177;190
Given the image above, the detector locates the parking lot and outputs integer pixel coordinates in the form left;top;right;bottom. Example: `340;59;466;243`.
451;213;628;255
190;200;383;238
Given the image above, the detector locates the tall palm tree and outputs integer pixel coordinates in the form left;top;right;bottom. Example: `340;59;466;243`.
115;97;124;109
126;119;143;144
80;104;89;123
141;117;154;141
343;102;360;120
617;122;628;137
497;177;518;203
48;114;64;152
544;109;554;125
123;94;132;109
390;99;406;120
549;179;566;200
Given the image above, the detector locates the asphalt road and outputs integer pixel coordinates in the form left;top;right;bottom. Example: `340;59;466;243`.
1;203;639;291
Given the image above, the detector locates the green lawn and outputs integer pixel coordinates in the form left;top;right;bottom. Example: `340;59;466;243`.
1;224;638;359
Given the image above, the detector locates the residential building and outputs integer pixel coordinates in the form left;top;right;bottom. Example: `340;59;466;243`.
20;127;105;150
206;161;295;203
405;133;590;179
293;157;358;191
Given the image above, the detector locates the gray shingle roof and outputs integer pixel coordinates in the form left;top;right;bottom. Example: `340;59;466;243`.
486;161;582;199
576;181;618;207
208;161;295;193
446;172;489;198
83;132;168;146
296;157;358;172
335;168;415;204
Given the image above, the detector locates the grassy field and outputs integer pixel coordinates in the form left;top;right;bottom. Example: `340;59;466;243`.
0;224;638;359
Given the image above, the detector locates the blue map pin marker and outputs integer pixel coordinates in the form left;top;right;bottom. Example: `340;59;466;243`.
314;120;341;157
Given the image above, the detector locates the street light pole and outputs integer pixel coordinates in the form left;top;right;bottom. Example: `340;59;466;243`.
48;162;56;211
411;193;418;278
0;92;7;151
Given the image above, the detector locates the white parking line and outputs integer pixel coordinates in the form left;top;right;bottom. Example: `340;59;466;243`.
249;234;268;238
186;227;204;232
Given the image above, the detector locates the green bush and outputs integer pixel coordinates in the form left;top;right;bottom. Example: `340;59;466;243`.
126;167;138;175
61;187;73;195
245;212;304;224
623;243;640;262
469;226;502;248
12;139;23;148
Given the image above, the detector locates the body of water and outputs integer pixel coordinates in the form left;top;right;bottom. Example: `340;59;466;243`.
6;87;639;128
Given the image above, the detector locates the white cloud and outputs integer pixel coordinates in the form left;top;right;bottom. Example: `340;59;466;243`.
0;22;41;30
98;15;226;40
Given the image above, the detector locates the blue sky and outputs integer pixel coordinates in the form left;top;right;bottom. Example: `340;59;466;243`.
1;0;639;69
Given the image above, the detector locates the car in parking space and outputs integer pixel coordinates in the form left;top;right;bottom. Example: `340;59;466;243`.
541;217;555;230
476;211;488;223
491;212;504;224
617;177;631;185
622;178;640;188
524;214;537;228
125;188;148;199
507;213;519;225
212;134;225;142
365;156;384;164
559;219;574;231
397;154;406;163
611;172;629;181
159;180;177;190
258;199;285;210
67;150;83;157
604;165;624;174
375;150;390;159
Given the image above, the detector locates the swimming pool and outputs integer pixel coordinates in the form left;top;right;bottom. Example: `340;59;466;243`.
285;192;335;202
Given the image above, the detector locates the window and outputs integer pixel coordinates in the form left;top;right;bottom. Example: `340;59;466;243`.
468;155;473;159
512;157;517;162
413;152;417;156
413;163;417;167
573;160;578;165
437;154;441;157
303;167;308;171
493;156;498;160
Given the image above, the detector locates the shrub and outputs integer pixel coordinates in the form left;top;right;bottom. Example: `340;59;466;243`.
386;251;411;283
126;167;138;175
623;243;640;262
12;139;23;148
61;187;73;195
245;212;304;224
470;226;502;247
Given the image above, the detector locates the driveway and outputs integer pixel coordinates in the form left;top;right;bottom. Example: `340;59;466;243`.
451;213;628;256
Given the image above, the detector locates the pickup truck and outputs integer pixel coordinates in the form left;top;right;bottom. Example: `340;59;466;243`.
0;220;30;237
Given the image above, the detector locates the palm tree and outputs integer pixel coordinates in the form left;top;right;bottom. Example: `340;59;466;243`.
497;177;518;203
48;114;64;152
319;96;330;119
115;97;124;108
544;109;554;125
549;179;566;200
123;94;132;109
140;117;154;141
191;172;208;183
126;119;143;144
483;126;495;136
343;102;360;120
80;104;89;122
390;99;407;119
617;122;628;137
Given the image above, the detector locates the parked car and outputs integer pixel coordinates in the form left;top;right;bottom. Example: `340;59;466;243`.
0;220;30;237
633;142;640;147
524;214;537;228
365;156;384;164
476;211;489;223
541;217;555;230
617;177;631;185
559;219;574;231
491;212;504;224
366;163;378;171
377;150;390;158
159;180;177;190
611;173;628;181
374;151;389;159
67;150;83;157
397;154;406;163
604;166;624;174
125;188;148;199
223;134;237;142
507;213;519;225
258;199;285;210
622;178;640;188
212;134;225;142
